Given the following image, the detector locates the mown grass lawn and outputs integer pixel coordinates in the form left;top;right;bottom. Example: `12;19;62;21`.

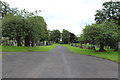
0;44;59;52
0;46;1;51
63;44;119;63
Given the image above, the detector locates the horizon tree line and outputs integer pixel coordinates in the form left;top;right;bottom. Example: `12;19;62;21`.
1;0;119;52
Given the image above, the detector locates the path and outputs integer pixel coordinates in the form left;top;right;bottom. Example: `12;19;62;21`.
2;45;118;78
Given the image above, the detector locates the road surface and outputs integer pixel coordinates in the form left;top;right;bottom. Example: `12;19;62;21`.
2;45;118;78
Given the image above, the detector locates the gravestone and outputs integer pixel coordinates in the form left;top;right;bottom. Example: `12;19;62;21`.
9;40;13;46
13;41;15;46
70;43;71;46
84;44;86;49
75;43;77;47
44;41;46;46
118;42;120;49
35;43;36;46
105;46;109;49
36;40;40;46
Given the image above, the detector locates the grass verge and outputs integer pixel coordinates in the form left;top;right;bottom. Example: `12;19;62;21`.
63;44;119;63
0;44;59;52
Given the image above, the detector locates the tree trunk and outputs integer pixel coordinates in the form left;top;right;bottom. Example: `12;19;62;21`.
92;45;96;50
114;42;118;51
31;38;35;47
75;43;77;47
0;37;1;45
16;36;22;46
80;43;83;48
99;43;106;51
25;36;30;46
44;41;46;46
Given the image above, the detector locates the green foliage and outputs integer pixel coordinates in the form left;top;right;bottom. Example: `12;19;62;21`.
49;29;61;43
0;1;18;18
70;33;77;43
82;19;119;51
26;16;47;41
62;29;70;44
95;0;120;25
0;1;10;18
83;24;102;44
94;0;120;51
78;34;87;43
2;14;24;39
2;2;48;46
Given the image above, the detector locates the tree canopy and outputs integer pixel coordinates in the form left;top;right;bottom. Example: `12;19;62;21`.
49;29;61;43
94;0;120;51
83;19;119;51
1;1;48;47
62;29;70;44
95;0;120;25
70;32;76;43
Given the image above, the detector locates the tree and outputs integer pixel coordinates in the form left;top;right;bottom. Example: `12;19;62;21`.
62;29;70;44
100;20;119;51
49;29;61;43
78;33;87;43
83;20;119;51
70;32;76;43
95;0;120;24
2;14;24;46
17;9;47;47
95;1;120;51
0;1;10;18
0;1;18;19
25;16;47;47
2;7;47;47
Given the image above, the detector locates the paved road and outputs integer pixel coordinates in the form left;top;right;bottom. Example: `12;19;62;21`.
2;45;118;78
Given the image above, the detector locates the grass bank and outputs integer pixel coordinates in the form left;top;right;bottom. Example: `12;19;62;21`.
63;44;119;63
0;44;59;52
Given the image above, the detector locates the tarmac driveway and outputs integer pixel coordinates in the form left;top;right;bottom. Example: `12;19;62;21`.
2;45;118;78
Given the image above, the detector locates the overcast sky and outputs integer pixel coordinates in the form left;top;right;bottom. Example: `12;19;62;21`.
3;0;111;36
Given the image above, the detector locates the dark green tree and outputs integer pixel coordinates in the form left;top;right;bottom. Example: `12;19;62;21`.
62;29;70;44
18;9;47;47
0;1;18;18
2;14;24;46
95;0;120;51
26;16;47;47
70;32;76;43
78;33;87;43
49;29;61;43
83;20;119;51
2;8;47;47
95;0;120;24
